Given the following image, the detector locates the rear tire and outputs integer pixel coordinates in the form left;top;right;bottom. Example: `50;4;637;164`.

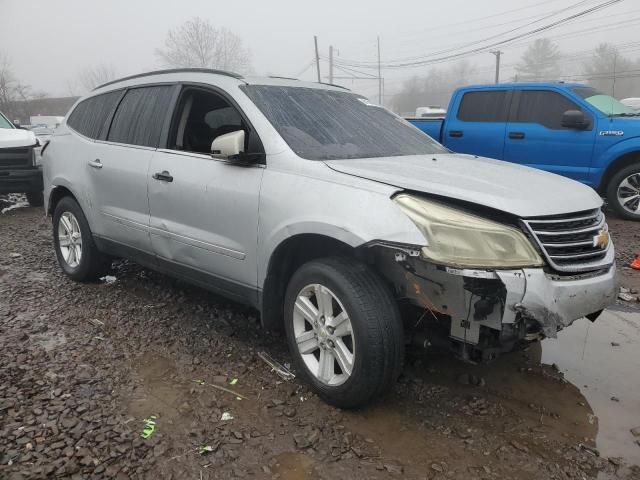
53;196;109;281
284;257;404;408
26;191;44;207
606;162;640;220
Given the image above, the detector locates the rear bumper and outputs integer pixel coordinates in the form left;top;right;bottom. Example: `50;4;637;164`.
0;167;44;194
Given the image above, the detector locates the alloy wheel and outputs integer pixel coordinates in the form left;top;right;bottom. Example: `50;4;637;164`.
616;172;640;215
58;211;83;268
292;284;355;386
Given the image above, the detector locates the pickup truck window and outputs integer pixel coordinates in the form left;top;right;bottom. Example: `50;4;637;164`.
512;90;586;130
242;85;446;160
572;86;638;116
0;112;14;129
457;91;509;122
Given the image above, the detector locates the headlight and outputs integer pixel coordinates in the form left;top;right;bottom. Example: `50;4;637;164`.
394;194;543;268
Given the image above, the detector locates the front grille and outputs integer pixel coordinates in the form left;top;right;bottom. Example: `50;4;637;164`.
522;209;612;273
0;147;33;168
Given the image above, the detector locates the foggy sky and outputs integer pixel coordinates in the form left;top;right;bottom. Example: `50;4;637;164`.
1;0;638;99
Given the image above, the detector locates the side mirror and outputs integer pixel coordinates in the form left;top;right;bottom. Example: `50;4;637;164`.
211;130;244;160
561;110;590;130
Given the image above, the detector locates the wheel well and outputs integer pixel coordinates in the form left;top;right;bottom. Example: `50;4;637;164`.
260;234;358;331
599;151;640;193
47;186;76;216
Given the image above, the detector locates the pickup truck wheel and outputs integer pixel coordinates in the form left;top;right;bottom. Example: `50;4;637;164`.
607;163;640;220
26;191;44;207
53;196;109;281
284;257;403;408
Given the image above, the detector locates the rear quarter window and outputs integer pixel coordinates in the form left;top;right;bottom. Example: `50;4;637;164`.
457;91;509;122
107;86;174;148
67;90;123;139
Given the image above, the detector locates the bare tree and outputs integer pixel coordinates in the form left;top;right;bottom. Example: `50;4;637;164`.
515;39;561;81
155;17;252;74
582;43;636;97
0;52;33;121
77;64;118;92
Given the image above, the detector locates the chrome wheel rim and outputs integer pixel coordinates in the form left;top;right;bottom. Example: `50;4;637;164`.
58;212;83;268
293;284;355;386
617;172;640;214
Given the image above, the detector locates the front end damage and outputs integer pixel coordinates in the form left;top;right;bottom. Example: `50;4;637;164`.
367;244;617;362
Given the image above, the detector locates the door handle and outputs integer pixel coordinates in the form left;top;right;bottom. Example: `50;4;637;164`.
152;171;173;182
88;159;103;169
509;132;526;140
449;130;463;138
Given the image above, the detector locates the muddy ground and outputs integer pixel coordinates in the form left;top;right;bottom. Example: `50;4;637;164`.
1;198;639;480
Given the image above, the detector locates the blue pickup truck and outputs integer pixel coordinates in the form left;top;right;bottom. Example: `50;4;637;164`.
408;83;640;220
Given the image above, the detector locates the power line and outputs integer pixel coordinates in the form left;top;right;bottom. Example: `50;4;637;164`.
331;0;624;70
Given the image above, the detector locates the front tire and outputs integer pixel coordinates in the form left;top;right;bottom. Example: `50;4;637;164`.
26;191;44;207
53;196;109;281
284;257;404;408
607;163;640;220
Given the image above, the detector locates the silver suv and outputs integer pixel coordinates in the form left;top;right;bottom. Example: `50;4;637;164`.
43;69;617;407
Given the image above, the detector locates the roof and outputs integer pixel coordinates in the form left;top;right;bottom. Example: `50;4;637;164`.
94;68;349;93
459;82;587;90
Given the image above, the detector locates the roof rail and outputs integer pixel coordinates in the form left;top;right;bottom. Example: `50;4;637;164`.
267;75;299;81
318;81;350;91
93;68;244;91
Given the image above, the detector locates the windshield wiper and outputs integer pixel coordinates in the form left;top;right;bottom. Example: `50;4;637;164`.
611;112;640;117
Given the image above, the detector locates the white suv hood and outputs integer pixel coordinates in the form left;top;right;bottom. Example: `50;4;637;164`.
325;153;603;218
0;128;37;148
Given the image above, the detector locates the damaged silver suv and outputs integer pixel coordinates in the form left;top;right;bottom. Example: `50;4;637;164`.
43;69;617;407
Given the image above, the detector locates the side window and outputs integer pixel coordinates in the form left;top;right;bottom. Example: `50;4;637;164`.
168;88;246;154
457;91;509;122
67;90;122;139
107;86;174;148
513;90;585;130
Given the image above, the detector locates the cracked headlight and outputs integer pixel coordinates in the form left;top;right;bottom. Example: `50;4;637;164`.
394;194;543;268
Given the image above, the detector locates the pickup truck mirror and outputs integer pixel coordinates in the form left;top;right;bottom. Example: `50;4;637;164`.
211;130;245;160
561;110;590;130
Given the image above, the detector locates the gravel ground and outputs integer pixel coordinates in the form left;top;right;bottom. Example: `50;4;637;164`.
1;197;639;480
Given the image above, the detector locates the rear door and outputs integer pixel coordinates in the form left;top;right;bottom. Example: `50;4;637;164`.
503;89;596;182
443;89;511;160
87;85;176;252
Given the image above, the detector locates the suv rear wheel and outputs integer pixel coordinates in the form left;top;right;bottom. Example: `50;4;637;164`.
284;257;403;408
607;162;640;220
53;196;109;281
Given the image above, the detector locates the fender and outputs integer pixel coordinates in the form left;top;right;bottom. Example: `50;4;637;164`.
592;137;640;189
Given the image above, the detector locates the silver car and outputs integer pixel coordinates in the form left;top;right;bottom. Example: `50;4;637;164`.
43;69;617;407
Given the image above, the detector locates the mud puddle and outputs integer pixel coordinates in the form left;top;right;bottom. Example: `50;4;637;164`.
543;306;640;465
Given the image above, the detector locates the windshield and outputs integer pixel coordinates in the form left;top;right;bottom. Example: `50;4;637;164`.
0;112;14;129
572;87;637;116
241;85;447;160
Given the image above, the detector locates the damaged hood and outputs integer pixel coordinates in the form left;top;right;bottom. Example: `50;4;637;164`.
325;153;602;218
0;128;37;148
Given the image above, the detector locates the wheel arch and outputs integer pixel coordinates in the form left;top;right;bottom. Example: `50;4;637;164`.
597;149;640;193
47;184;80;217
260;233;361;332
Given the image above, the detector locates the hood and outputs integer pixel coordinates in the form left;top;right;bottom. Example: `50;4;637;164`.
325;153;602;218
0;128;37;148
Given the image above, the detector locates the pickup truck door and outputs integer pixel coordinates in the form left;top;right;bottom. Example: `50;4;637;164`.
147;86;264;303
503;89;596;183
443;89;511;160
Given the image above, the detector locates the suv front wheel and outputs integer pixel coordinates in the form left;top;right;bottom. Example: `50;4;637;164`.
284;257;404;408
607;162;640;220
53;196;109;281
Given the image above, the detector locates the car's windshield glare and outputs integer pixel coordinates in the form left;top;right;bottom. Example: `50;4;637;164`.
572;87;637;116
241;85;447;160
0;113;13;129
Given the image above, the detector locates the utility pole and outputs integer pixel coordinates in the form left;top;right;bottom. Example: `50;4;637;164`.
329;45;334;84
314;36;321;83
491;50;502;84
377;36;382;104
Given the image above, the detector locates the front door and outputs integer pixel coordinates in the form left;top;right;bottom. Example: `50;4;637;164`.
503;89;596;183
147;86;264;301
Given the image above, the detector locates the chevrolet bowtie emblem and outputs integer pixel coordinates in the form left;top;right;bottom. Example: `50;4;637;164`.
593;229;610;249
